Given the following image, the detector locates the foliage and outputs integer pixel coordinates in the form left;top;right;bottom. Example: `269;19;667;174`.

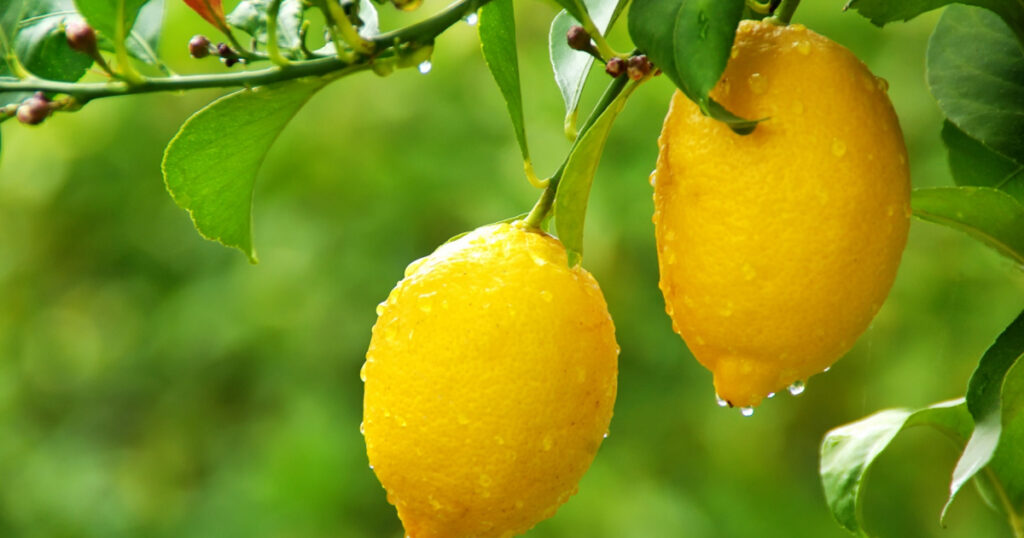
0;0;1023;536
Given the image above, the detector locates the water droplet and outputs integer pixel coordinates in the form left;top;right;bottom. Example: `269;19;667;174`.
795;40;811;55
369;464;375;470
740;406;755;417
540;290;553;302
875;76;889;92
715;394;729;407
767;392;776;399
648;171;657;187
542;435;553;451
359;421;365;434
417;60;432;74
747;72;766;94
824;366;831;373
384;325;398;343
359;362;367;382
788;380;806;396
730;48;739;59
831;138;847;157
463;12;478;25
375;302;385;316
603;431;609;439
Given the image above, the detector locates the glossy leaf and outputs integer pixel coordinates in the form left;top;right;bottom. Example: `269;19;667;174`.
945;310;1024;519
627;0;753;133
548;0;620;124
988;357;1024;512
182;0;226;29
554;79;638;266
16;2;93;80
227;0;304;52
162;80;326;262
820;399;972;535
911;186;1024;265
942;121;1024;204
479;0;529;163
927;5;1024;164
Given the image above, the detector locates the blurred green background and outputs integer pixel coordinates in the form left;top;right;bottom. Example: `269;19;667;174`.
2;1;1023;537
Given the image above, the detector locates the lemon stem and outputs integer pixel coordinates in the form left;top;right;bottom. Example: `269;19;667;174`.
767;0;801;25
523;74;629;229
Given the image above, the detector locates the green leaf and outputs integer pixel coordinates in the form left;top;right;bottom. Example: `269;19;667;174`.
911;186;1024;265
74;0;148;41
627;0;755;133
942;120;1024;204
227;0;304;53
479;0;530;164
988;357;1024;512
14;0;94;81
162;80;326;262
944;310;1024;519
548;0;621;126
820;399;973;536
554;79;638;266
927;5;1024;165
550;0;587;24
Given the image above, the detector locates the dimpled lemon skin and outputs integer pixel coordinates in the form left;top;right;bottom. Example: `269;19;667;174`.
653;20;910;409
362;222;618;538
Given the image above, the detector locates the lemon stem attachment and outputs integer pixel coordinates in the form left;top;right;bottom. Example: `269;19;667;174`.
766;0;801;25
523;74;629;229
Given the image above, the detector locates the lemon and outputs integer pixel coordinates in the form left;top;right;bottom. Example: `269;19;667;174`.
362;222;618;538
653;20;910;408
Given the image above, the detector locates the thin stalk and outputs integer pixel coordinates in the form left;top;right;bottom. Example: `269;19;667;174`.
983;468;1024;538
0;24;30;79
523;74;629;228
766;0;801;25
266;0;290;65
115;0;144;83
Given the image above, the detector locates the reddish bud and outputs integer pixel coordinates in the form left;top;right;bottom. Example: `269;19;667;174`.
605;57;626;78
627;55;652;80
17;93;51;125
566;25;592;52
189;35;212;58
65;19;98;55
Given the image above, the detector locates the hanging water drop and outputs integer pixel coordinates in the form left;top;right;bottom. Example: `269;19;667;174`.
767;392;776;399
823;366;831;373
715;393;729;407
359;421;365;435
740;406;754;417
788;380;806;396
464;12;478;26
418;60;432;74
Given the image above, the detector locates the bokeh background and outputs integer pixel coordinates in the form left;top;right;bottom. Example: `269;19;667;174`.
1;1;1023;537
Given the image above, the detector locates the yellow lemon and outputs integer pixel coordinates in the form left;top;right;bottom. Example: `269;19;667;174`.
653;20;910;408
363;221;618;538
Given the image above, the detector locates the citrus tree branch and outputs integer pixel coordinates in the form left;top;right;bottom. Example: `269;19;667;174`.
0;0;491;104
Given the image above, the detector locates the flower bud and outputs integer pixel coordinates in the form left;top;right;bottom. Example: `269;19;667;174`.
189;35;212;58
65;20;98;55
566;25;592;52
16;93;51;125
605;57;626;78
627;55;652;80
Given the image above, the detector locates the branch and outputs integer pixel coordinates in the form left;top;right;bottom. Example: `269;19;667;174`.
0;0;491;105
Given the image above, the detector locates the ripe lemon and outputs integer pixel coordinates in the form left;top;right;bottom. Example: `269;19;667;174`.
652;20;910;409
362;222;618;538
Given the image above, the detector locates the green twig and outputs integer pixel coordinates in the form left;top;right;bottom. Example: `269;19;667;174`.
983;468;1024;538
766;0;801;25
115;0;145;83
265;0;290;65
0;0;492;103
523;74;630;228
0;19;31;78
